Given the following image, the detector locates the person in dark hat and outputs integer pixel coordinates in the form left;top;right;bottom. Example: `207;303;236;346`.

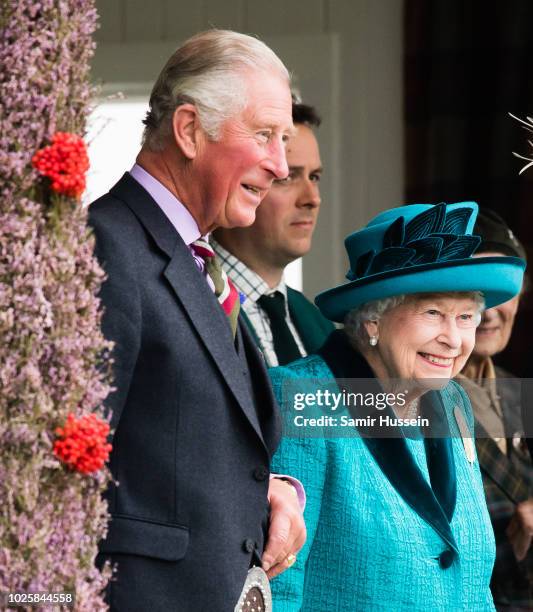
268;201;525;611
457;207;533;610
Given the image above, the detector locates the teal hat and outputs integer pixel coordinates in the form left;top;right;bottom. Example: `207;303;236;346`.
315;202;526;323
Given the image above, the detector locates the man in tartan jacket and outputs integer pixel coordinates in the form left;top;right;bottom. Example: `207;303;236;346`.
458;208;532;609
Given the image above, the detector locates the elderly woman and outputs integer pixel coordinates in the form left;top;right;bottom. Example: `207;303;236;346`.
270;202;525;611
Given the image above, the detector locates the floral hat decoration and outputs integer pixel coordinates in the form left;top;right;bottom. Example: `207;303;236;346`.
315;202;526;323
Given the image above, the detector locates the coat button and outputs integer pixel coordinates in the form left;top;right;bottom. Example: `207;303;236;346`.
243;538;256;553
438;549;455;569
253;466;269;481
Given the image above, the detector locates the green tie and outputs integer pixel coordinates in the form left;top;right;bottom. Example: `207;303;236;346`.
191;239;240;338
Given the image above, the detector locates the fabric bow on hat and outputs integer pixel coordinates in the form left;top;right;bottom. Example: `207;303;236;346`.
346;203;481;281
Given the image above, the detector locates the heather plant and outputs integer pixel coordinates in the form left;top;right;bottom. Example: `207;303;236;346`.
0;2;112;610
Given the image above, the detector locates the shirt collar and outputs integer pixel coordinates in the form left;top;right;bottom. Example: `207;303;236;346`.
210;238;287;302
462;355;497;384
129;163;201;246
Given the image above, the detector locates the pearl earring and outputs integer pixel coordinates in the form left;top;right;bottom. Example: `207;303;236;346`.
369;335;378;347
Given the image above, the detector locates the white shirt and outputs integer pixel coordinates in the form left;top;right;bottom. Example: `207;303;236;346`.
211;238;307;367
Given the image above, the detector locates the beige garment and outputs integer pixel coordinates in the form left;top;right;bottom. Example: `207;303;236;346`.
458;356;507;453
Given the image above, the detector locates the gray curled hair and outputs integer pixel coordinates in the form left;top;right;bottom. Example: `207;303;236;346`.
344;292;485;350
344;296;407;350
142;30;290;151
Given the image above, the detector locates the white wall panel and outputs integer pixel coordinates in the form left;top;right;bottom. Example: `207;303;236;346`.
245;0;325;35
205;0;245;31
163;1;205;41
124;0;164;42
95;0;124;43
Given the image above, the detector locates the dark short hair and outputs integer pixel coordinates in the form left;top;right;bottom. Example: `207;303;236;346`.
292;102;321;128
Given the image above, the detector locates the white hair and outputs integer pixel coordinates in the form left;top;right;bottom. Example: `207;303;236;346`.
344;291;485;350
142;30;290;150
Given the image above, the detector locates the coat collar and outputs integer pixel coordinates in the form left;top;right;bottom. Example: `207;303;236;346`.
109;174;270;451
318;330;458;553
286;287;334;355
474;419;529;504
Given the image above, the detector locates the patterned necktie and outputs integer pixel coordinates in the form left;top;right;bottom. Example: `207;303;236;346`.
191;239;240;337
257;291;302;366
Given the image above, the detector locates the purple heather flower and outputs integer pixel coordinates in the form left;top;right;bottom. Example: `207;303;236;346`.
1;1;112;607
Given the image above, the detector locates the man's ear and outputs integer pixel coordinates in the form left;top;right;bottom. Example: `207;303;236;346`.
171;104;203;160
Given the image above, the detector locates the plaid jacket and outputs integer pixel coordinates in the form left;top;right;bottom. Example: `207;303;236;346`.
466;368;533;608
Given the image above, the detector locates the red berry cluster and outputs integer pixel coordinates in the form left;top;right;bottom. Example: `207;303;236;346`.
32;132;89;199
53;413;112;474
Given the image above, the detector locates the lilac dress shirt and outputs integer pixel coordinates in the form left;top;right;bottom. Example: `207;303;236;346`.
129;164;214;287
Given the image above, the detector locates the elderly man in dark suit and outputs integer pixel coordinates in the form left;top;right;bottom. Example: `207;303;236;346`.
90;30;306;611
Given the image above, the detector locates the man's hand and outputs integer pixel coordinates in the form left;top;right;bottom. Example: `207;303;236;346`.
507;499;533;561
262;478;306;579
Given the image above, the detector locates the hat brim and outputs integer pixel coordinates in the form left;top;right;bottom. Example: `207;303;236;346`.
315;256;526;323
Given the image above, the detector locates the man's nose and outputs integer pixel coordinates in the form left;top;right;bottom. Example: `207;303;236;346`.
481;306;497;324
297;179;321;209
264;137;289;179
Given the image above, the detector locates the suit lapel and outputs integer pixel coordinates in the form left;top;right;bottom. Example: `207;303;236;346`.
286;288;312;353
475;419;528;504
363;435;458;552
319;331;458;553
239;310;262;348
238;321;281;455
110;173;179;258
287;287;333;355
109;174;267;448
422;394;457;523
164;251;266;446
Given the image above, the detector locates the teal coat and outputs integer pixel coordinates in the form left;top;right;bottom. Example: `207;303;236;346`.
270;331;496;611
241;286;334;357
